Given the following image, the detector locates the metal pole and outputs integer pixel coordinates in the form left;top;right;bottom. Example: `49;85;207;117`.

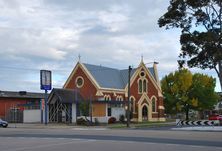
75;89;78;125
4;103;6;121
127;66;132;128
90;95;92;126
41;99;43;123
45;90;48;125
14;104;16;128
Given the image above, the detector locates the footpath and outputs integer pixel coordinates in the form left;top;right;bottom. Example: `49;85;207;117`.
6;123;222;132
7;123;107;130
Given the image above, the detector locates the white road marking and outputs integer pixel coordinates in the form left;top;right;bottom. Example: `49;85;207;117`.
0;136;96;141
72;128;107;130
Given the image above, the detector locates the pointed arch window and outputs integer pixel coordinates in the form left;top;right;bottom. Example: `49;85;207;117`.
139;79;143;93
143;80;147;92
152;98;157;112
138;71;148;94
130;96;136;113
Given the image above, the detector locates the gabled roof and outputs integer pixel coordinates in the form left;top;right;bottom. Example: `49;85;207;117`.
83;63;156;89
48;88;83;104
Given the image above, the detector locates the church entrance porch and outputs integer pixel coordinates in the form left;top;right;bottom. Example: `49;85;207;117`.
137;94;152;122
142;105;148;121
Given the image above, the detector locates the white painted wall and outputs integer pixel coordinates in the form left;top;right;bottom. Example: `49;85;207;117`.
92;117;108;123
24;110;41;123
78;116;108;123
72;104;76;123
111;107;125;120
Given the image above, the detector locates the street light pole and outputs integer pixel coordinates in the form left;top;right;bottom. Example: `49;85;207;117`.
127;66;132;128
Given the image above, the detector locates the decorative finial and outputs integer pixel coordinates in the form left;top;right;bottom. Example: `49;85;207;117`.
141;54;144;62
78;54;81;62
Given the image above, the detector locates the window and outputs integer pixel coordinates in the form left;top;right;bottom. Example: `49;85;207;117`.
116;95;123;101
108;108;111;116
139;79;143;93
104;95;111;101
116;96;123;107
75;76;84;88
130;96;136;113
152;98;156;112
107;104;112;116
140;71;145;77
143;80;147;92
138;72;147;93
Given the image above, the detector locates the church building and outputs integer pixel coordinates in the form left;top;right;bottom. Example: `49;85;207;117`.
61;59;165;123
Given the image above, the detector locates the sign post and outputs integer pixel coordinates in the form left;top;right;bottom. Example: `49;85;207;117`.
41;99;44;123
40;70;52;125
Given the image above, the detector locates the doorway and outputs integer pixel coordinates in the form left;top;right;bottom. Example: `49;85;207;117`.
142;105;148;121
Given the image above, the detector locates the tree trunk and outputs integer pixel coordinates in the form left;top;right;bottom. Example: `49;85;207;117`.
218;1;222;91
185;105;189;121
198;111;204;120
218;61;222;91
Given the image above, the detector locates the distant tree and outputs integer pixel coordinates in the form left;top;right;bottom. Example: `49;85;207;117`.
161;69;218;120
161;69;193;120
190;73;219;112
158;0;222;90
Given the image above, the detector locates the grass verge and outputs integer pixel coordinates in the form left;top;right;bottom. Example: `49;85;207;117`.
107;121;175;129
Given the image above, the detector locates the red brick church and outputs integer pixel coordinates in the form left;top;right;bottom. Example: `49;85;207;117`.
62;59;165;122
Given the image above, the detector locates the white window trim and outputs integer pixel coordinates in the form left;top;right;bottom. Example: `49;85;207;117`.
130;96;136;113
152;98;157;113
75;76;84;88
137;78;148;94
104;95;111;101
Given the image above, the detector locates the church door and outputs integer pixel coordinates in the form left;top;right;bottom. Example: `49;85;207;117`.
142;105;148;121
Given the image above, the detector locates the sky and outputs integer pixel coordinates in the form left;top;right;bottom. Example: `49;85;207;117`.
0;0;220;92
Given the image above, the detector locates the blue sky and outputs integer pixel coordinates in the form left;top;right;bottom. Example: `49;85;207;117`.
0;0;220;92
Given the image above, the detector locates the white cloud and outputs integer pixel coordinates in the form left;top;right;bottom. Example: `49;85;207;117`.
97;5;130;32
0;0;220;92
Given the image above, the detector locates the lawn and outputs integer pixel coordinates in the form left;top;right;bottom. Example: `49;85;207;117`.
107;120;175;129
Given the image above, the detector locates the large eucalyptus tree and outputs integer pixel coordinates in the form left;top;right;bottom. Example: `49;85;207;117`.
159;0;222;90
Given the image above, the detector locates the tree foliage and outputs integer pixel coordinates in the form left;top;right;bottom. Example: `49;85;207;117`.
190;73;219;110
158;0;222;89
161;69;218;120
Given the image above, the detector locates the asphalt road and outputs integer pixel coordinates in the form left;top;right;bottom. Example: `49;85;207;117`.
0;127;222;151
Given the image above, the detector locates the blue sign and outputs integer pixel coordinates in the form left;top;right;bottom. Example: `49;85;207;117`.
40;70;52;90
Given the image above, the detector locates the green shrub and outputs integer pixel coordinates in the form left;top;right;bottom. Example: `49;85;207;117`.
119;114;125;123
77;117;87;125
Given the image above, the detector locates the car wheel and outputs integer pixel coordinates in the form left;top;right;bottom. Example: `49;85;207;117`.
3;124;8;128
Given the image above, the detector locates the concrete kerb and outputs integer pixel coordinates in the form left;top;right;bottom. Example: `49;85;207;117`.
172;126;222;132
7;123;108;130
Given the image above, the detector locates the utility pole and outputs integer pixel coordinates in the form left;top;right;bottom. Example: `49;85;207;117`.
75;89;78;125
127;66;132;128
90;94;92;126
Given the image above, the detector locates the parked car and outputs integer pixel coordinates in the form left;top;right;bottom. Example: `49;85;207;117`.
209;114;222;121
0;118;8;128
